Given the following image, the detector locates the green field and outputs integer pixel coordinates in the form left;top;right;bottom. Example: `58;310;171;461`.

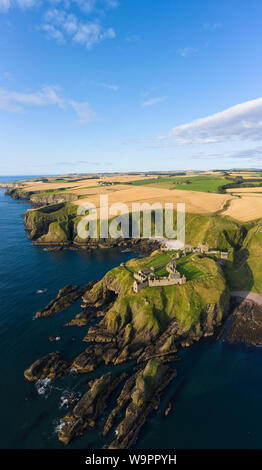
176;257;204;280
127;175;233;193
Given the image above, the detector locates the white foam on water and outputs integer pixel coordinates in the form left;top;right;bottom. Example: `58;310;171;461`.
36;288;48;294
35;378;52;397
53;420;65;434
59;390;81;409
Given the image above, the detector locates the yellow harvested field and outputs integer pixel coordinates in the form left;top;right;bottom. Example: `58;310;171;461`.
67;184;128;196
228;173;262;178
22;174;160;192
227;187;262;193
23;181;92;191
73;186;230;216
223;196;262;221
20;173;262;222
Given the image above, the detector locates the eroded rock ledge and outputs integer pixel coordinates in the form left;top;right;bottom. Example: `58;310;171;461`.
24;352;70;382
35;282;95;318
226;298;262;345
58;372;127;445
108;361;177;449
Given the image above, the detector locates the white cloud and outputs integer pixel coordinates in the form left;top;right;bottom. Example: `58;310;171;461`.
1;0;118;49
142;96;166;107
0;86;65;112
41;23;65;44
69;100;96;123
0;0;118;11
168;97;262;144
192;146;262;161
0;0;38;11
72;0;118;13
73;22;115;48
0;0;11;10
0;86;96;123
41;6;116;48
177;47;198;58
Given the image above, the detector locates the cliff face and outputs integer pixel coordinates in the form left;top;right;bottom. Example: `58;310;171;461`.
24;203;78;242
5;187;78;206
5;187;252;251
5;187;31;200
30;193;78;206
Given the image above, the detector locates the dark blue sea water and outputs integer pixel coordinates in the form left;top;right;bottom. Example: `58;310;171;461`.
1;177;262;449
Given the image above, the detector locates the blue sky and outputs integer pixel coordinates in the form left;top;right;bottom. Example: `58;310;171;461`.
0;0;262;175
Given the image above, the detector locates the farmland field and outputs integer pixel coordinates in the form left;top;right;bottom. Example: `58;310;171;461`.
127;175;233;193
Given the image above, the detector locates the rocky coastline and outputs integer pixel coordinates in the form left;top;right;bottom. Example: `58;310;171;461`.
7;182;262;448
226;297;262;346
23;247;231;448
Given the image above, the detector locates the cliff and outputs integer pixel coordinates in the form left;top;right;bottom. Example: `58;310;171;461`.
5;187;78;206
5;186;253;252
30;192;78;206
24;203;78;242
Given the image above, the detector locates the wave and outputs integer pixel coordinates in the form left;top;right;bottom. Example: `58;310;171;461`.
36;288;48;294
35;378;52;397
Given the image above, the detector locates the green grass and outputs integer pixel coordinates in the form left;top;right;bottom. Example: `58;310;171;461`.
126;175;234;193
88;249;229;335
222;222;262;293
176;258;204;280
32;189;69;197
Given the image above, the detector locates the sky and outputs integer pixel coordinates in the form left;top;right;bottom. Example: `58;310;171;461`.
0;0;262;175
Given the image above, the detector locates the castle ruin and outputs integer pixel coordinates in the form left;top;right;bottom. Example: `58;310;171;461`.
133;257;186;293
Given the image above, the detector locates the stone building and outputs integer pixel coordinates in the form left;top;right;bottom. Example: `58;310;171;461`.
133;257;186;293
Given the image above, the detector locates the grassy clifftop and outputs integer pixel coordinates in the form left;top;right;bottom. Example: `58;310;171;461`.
84;250;229;339
183;213;247;249
24;203;79;242
22;202;262;295
23;201;250;249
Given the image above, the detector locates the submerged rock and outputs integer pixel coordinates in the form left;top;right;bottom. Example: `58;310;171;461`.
64;310;97;327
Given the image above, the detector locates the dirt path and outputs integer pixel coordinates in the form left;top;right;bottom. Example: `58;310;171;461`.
230;291;262;306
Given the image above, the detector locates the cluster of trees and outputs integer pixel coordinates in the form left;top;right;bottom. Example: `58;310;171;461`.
218;176;262;193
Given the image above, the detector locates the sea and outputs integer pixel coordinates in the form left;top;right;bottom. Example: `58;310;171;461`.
1;176;262;449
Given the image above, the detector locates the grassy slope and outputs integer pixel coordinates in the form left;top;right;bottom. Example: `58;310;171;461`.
91;251;229;336
24;203;78;239
224;222;262;293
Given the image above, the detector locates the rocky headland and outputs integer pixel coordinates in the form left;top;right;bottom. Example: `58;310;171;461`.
24;249;231;447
